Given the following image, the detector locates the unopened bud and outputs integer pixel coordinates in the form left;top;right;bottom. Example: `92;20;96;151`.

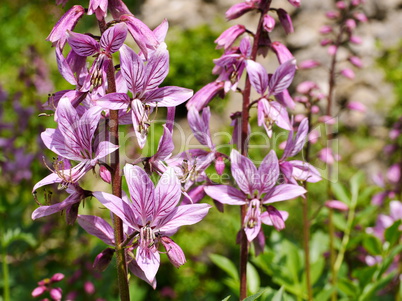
93;248;115;272
160;237;186;268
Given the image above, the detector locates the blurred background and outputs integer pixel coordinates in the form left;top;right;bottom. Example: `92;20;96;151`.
0;0;401;300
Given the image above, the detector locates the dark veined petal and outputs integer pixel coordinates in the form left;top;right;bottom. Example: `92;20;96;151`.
152;168;181;225
258;150;280;194
119;44;145;96
230;149;258;195
204;185;246;205
96;92;130;110
187;107;213;148
100;22;127;54
144;86;193;107
55;47;77;85
124;164;155;225
66;30;100;57
77;215;115;246
263;184;306;204
246;60;268;95
143;43;169;92
268;58;296;96
153;125;174;161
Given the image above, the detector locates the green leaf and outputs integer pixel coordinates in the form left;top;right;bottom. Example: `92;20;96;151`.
243;288;268;301
363;235;382;255
332;213;348;232
310;257;325;286
384;220;401;247
331;182;350;205
221;296;231;301
283;240;301;284
359;271;396;301
209;254;239;281
314;286;335;301
350;171;364;199
247;262;260;294
272;286;284;301
352;265;377;289
338;277;359;297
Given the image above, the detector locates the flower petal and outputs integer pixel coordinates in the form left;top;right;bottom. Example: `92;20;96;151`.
119;44;145;96
144;86;193;107
136;246;160;285
246;60;268;95
263;184;306;204
230;149;258;195
66;30;100;57
100;23;127;54
77;215;115;245
268;58;296;96
204;185;246;205
258;150;280;193
143;43;169;92
124;164;154;225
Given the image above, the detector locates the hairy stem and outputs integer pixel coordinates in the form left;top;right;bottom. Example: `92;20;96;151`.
239;6;269;298
98;19;130;301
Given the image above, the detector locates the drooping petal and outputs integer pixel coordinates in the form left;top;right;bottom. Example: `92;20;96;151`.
270;41;294;65
186;81;225;111
152;168;182;224
32;190;82;220
124;164;154;225
55;47;77;85
88;0;108;20
136;246;160;285
289;118;309;157
246;60;269;95
261;209;289;229
66;31;100;57
187;107;214;148
120;14;159;60
100;22;127;54
258;150;280;194
143;43;169;92
94;141;119;162
225;2;255;20
268;59;296;96
46;5;85;48
119;44;145;96
32;172;63;192
128;259;157;289
96;92;130;110
158;204;211;233
152;125;174;161
131;98;149;149
204;185;246;205
77;215;115;245
230;149;258;195
92;191;138;229
263;184;306;204
144;86;193;107
153;19;169;43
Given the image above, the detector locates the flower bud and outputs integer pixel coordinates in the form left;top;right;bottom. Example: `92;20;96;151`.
215;25;246;50
319;25;333;34
99;165;112;183
298;60;320;69
328;45;338;55
32;286;47;297
325;200;348;211
326;11;340;19
84;281;96;294
349;56;363;68
288;0;301;7
50;273;65;283
354;12;368;22
350;35;363;44
336;1;347;9
93;248;115;272
347;101;366;112
340;68;355;79
215;156;225;176
271;41;294;64
263;14;275;32
345;19;357;30
266;206;286;231
277;9;294;34
160;237;186;268
50;287;63;301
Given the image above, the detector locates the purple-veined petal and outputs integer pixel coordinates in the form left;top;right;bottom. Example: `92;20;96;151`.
76;105;103;153
33;172;63;192
41;128;81;161
289;160;322;182
96;92;130;110
92;191;138;230
152;168;181;225
186;81;225;111
100;22;127;54
268;59;296;96
144;86;193;107
215;24;246;50
32;191;81;220
246;60;268;95
261;209;289;229
277;9;294;34
153;125;174;161
275;89;295;109
136;246;160;285
271;41;294;65
204;185;246;205
244;219;261;242
258;150;280;193
46;5;85;48
187;107;213;148
108;0;132;19
66;31;100;57
131;99;149;149
55;47;77;85
158;203;211;232
120;14;158;60
226;2;255;20
289;118;309;157
88;0;108;20
77;215;115;245
263;184;306;204
94;141;119;161
143;43;169;92
128;259;157;289
153;19;169;43
124;164;154;225
119;44;145;96
230;149;258;195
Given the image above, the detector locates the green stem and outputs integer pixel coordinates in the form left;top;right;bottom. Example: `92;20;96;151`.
1;242;10;301
329;208;336;301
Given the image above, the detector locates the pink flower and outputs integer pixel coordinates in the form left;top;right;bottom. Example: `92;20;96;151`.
340;68;355;79
215;25;246;49
325;200;348;211
347;101;366;112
